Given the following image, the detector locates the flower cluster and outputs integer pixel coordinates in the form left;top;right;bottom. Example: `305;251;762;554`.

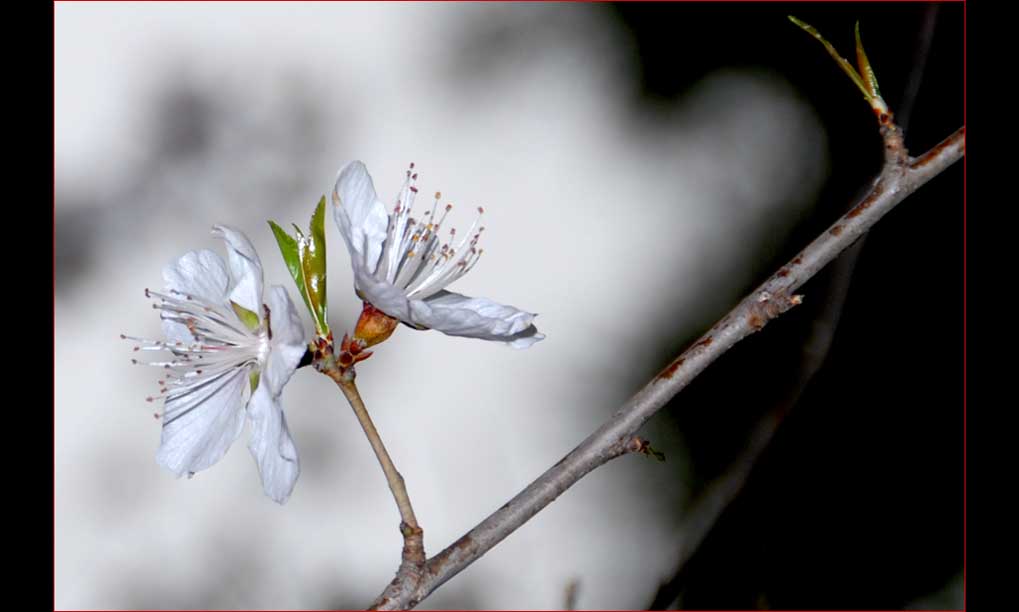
130;161;542;504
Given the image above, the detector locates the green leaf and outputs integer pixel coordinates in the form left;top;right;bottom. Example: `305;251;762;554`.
230;301;261;332
299;196;330;336
854;21;882;101
310;196;327;255
789;16;872;103
269;220;314;321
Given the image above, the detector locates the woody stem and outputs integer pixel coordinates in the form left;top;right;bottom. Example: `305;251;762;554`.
334;375;421;534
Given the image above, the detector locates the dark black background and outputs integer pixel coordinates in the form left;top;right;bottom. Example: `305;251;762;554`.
609;3;964;609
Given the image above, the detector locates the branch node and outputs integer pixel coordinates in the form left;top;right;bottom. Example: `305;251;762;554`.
400;521;426;564
748;290;804;331
628;436;667;462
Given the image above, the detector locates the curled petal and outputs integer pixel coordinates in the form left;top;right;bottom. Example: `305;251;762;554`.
156;365;249;477
246;382;300;505
263;285;307;397
408;290;545;348
212;224;264;314
333;161;389;276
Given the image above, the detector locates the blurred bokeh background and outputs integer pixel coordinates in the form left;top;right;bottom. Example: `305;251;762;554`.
55;2;963;609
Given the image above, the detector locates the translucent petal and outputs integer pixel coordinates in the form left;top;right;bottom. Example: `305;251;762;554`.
246;381;300;504
356;271;414;323
212;225;264;314
263;285;307;397
155;365;249;477
407;290;544;347
332;161;389;276
162;249;230;304
160;249;232;344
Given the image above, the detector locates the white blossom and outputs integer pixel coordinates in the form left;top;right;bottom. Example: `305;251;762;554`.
125;225;307;504
332;161;544;348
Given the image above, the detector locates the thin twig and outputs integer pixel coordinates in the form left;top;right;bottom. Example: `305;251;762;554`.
647;242;865;609
371;120;963;610
316;354;427;607
334;378;421;532
650;14;945;607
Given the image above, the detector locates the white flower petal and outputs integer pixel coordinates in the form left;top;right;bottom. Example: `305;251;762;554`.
502;330;546;349
156;365;249;477
211;224;264;314
408;290;544;347
160;249;231;344
333;161;389;276
246;381;300;504
141;228;310;500
356;271;414;322
162;249;231;304
263;285;307;397
330;162;545;348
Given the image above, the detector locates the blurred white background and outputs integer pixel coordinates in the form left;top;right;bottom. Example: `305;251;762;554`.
55;2;827;609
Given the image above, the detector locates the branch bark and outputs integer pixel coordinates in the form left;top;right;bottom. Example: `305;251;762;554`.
315;350;428;606
370;122;964;610
649;15;947;607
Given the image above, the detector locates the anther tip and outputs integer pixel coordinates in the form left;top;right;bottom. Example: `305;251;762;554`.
131;359;138;364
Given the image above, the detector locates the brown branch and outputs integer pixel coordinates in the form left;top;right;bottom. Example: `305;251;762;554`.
314;345;427;609
369;122;963;610
650;17;947;607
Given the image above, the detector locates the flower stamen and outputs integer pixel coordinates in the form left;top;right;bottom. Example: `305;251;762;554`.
125;287;269;418
332;160;543;348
